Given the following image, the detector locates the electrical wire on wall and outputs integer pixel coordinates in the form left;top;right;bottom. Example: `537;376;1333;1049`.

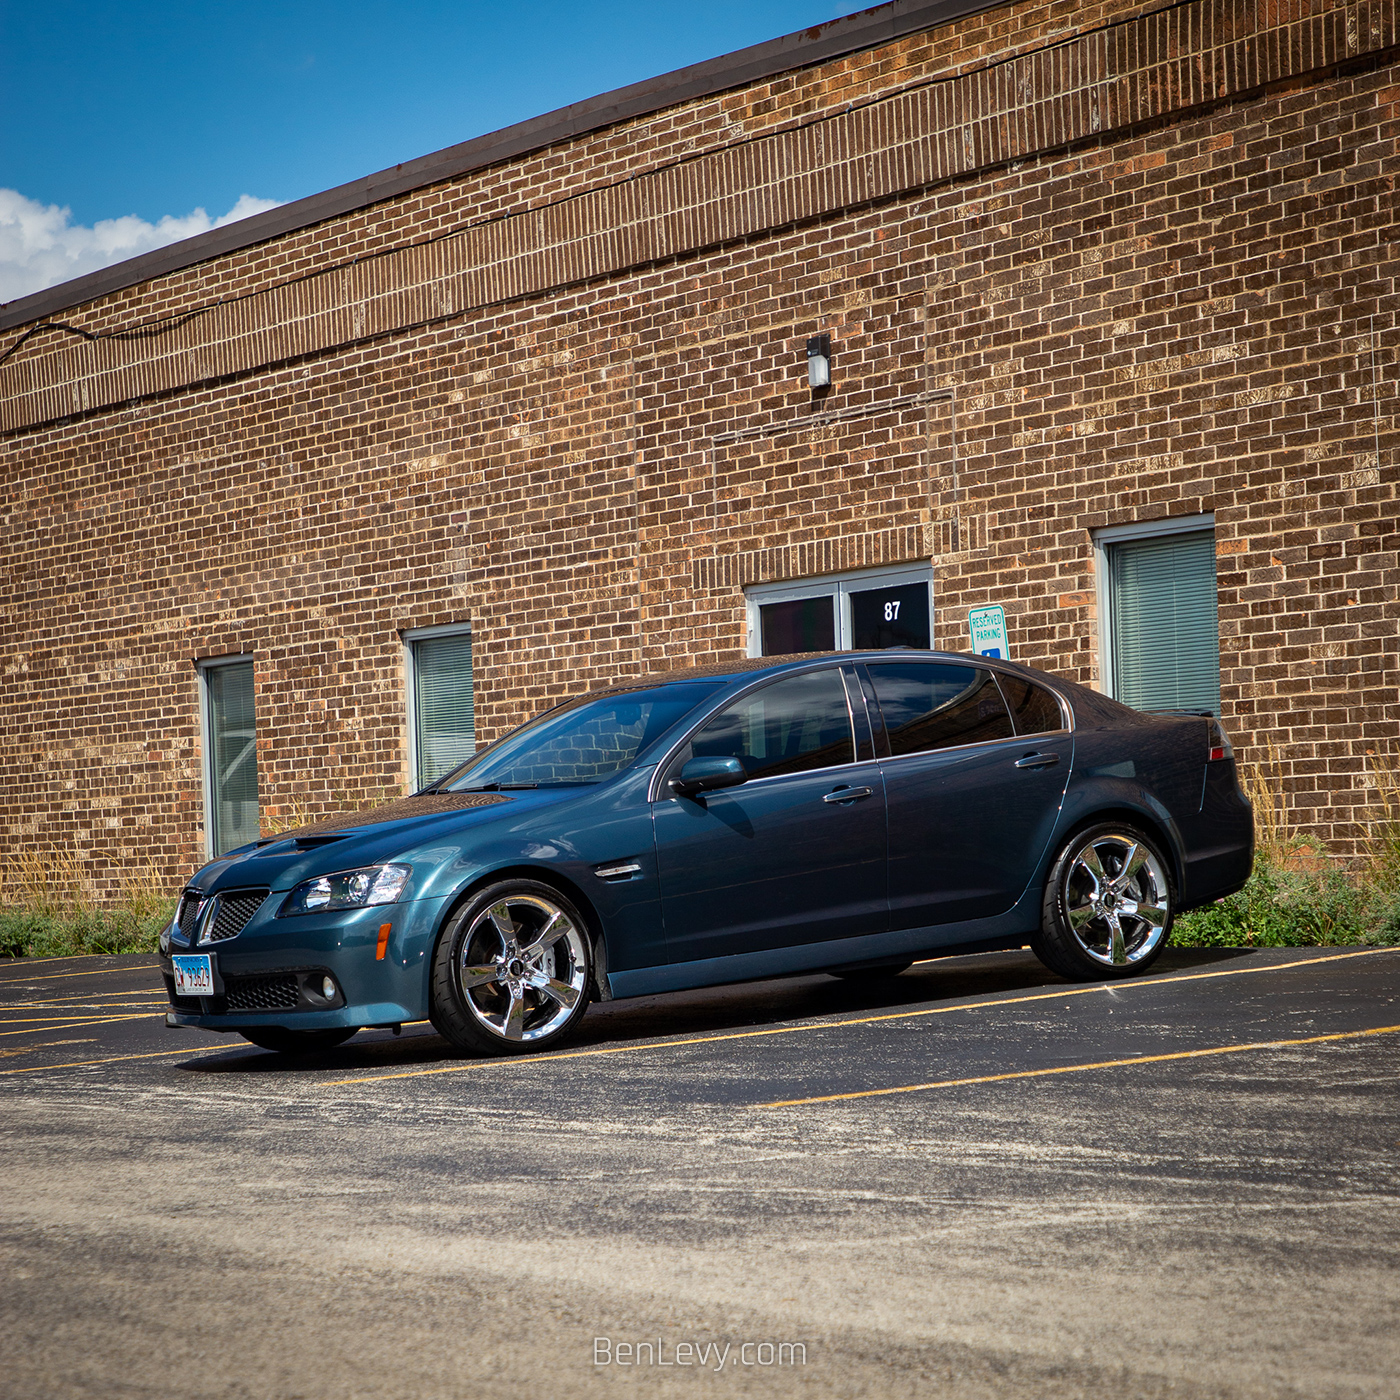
0;0;1217;385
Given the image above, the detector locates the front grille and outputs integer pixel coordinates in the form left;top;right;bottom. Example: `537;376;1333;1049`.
204;889;268;943
177;891;202;940
224;973;299;1012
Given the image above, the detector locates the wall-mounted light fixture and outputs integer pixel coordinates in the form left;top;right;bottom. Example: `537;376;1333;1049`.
806;334;831;390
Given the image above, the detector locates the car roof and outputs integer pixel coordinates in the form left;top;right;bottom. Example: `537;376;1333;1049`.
593;649;1064;692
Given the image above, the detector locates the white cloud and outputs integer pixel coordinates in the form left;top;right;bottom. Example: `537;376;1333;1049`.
0;190;284;305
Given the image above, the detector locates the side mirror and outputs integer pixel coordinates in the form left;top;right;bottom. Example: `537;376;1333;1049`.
670;756;747;798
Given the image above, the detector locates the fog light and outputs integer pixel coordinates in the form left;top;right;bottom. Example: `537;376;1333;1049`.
321;976;336;1000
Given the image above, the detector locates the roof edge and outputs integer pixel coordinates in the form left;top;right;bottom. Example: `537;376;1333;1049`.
0;0;1005;334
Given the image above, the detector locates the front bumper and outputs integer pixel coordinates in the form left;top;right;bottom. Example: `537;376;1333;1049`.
161;893;450;1032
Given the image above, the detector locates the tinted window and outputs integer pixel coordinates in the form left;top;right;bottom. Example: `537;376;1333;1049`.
868;663;1012;756
443;683;722;788
683;669;854;780
759;596;836;655
850;582;930;649
998;675;1065;734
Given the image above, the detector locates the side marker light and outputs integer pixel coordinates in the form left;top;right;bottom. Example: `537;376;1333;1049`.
376;923;391;959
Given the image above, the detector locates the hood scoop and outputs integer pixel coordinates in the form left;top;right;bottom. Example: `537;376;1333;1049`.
269;791;514;841
254;832;352;853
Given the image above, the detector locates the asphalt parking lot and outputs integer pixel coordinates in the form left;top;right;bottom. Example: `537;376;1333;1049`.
3;943;1398;1399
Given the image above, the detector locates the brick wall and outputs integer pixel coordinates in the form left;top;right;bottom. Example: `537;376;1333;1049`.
1;0;1397;894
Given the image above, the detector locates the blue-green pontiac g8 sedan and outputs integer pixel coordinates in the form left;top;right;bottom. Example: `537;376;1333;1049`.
161;651;1253;1056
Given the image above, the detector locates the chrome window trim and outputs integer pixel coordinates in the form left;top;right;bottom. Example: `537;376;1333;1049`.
861;656;1075;742
640;656;1074;802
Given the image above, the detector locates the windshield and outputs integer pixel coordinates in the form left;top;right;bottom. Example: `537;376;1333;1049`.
439;682;724;790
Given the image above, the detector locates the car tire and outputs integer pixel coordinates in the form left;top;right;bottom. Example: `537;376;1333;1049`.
1032;823;1174;981
830;960;913;980
430;880;594;1056
239;1027;356;1054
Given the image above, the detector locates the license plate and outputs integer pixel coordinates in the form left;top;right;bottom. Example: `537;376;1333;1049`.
171;954;215;997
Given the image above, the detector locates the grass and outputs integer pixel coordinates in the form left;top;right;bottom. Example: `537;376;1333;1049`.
1172;743;1400;949
0;853;176;959
3;756;1399;960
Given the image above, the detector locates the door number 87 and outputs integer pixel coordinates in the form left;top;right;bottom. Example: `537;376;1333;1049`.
883;601;901;621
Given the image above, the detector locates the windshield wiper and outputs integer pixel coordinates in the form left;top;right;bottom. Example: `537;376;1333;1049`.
459;781;540;791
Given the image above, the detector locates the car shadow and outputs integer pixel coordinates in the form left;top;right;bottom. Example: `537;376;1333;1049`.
178;945;1257;1075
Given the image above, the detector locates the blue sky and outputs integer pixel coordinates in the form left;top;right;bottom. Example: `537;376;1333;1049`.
0;1;871;301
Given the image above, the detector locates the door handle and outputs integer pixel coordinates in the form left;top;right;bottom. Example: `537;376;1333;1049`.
823;786;874;803
1014;752;1060;770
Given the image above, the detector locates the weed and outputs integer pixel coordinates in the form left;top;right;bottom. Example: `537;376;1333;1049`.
1361;748;1400;893
1174;743;1400;950
0;848;175;959
260;786;401;836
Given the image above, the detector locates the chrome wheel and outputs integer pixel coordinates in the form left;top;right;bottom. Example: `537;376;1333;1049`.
456;892;589;1044
1061;831;1170;967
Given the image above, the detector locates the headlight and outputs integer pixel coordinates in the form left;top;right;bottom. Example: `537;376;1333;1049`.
280;864;411;916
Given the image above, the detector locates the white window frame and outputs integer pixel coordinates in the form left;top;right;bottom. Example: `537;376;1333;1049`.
1093;513;1215;702
743;562;934;658
403;622;473;792
196;654;256;860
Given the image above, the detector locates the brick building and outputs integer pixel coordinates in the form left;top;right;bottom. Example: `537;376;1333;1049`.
1;0;1397;894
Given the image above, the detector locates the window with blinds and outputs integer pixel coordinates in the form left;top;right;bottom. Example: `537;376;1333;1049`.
1108;529;1221;714
412;631;475;785
204;660;259;855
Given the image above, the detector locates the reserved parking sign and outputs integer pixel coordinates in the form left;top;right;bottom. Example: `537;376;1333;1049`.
968;604;1009;659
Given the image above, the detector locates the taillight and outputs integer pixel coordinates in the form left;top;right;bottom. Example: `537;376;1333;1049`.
1207;717;1233;763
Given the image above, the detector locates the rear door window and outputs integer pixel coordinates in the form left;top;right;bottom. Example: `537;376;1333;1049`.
996;674;1067;735
867;663;1012;756
678;669;855;781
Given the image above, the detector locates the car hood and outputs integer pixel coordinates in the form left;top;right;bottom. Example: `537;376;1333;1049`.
188;787;591;893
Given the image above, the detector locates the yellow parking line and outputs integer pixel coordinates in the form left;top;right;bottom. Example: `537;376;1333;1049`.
0;1045;232;1076
0;1012;160;1024
763;1022;1400;1107
16;987;167;998
0;965;160;985
28;1012;168;1020
320;946;1400;1087
0;1014;158;1036
7;1008;167;1017
0;953;152;967
3;1000;166;1011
